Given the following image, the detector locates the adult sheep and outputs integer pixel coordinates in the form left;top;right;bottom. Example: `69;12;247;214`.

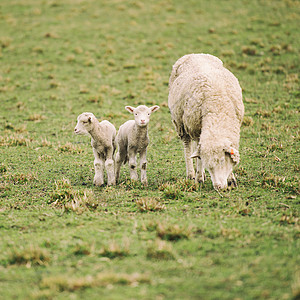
168;53;244;190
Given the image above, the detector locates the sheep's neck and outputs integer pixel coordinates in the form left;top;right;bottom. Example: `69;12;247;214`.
200;113;240;147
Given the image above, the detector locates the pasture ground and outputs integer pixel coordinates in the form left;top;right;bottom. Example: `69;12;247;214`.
0;0;299;299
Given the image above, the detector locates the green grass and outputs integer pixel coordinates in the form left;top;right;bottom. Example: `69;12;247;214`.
0;0;299;299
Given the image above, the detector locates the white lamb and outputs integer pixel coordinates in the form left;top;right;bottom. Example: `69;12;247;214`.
115;105;160;185
74;112;116;186
168;53;244;190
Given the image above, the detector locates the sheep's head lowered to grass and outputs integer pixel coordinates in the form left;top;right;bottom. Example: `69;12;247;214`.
125;105;160;127
74;112;96;135
191;144;240;190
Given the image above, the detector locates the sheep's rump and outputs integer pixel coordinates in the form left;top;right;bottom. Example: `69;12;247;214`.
168;54;244;140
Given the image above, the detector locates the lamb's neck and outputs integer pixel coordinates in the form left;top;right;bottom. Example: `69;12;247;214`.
89;124;103;141
134;124;148;138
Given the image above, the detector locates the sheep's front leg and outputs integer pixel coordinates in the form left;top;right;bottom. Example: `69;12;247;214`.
195;157;205;183
93;149;105;186
140;148;148;186
105;146;115;186
183;137;195;180
128;148;138;181
228;172;237;188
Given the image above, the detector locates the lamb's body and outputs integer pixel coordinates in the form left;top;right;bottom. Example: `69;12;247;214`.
115;105;159;185
168;54;244;190
74;113;116;186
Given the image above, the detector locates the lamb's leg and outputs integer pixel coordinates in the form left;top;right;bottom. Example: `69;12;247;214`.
195;158;206;183
183;136;195;180
115;146;126;184
105;146;115;186
115;151;122;184
140;148;148;186
228;172;237;188
93;149;105;186
128;148;138;181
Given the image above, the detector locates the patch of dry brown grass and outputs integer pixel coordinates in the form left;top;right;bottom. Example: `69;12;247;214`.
136;197;166;212
8;245;50;266
40;272;150;292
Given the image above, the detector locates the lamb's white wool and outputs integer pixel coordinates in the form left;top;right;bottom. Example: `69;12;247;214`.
74;112;116;186
168;53;244;190
115;105;160;185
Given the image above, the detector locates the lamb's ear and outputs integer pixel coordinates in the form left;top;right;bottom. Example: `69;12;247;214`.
225;146;240;164
125;106;135;114
150;105;160;113
88;117;92;123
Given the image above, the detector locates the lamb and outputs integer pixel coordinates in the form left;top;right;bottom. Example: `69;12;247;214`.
168;53;244;190
115;105;160;185
74;112;116;186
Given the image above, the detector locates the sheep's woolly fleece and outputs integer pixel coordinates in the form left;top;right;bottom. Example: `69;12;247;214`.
168;53;244;190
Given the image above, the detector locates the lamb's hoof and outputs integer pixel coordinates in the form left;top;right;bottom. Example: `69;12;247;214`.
130;177;138;182
141;180;148;186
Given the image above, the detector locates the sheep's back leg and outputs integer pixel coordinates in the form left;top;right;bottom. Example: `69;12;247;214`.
182;136;195;180
105;146;115;186
128;147;138;181
93;149;105;186
139;148;148;186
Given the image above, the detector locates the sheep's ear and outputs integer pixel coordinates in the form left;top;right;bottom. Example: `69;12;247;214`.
191;149;201;159
125;106;135;114
88;117;92;123
224;146;240;164
150;105;160;113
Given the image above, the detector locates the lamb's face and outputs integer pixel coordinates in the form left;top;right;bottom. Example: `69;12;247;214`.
74;113;94;135
125;105;160;127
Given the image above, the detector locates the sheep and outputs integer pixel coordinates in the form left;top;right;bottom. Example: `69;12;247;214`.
115;105;160;185
74;112;116;186
168;53;244;190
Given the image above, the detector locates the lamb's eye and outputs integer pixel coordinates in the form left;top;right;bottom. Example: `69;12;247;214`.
82;121;87;124
135;113;138;116
148;113;150;116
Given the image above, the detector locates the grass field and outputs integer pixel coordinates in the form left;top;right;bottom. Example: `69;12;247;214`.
0;0;299;299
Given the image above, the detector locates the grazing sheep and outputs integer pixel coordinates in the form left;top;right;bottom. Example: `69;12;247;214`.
115;105;160;185
168;53;244;190
74;112;116;186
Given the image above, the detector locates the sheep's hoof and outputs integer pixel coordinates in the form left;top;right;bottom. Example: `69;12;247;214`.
195;172;205;183
228;176;237;188
141;180;148;186
93;179;104;186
